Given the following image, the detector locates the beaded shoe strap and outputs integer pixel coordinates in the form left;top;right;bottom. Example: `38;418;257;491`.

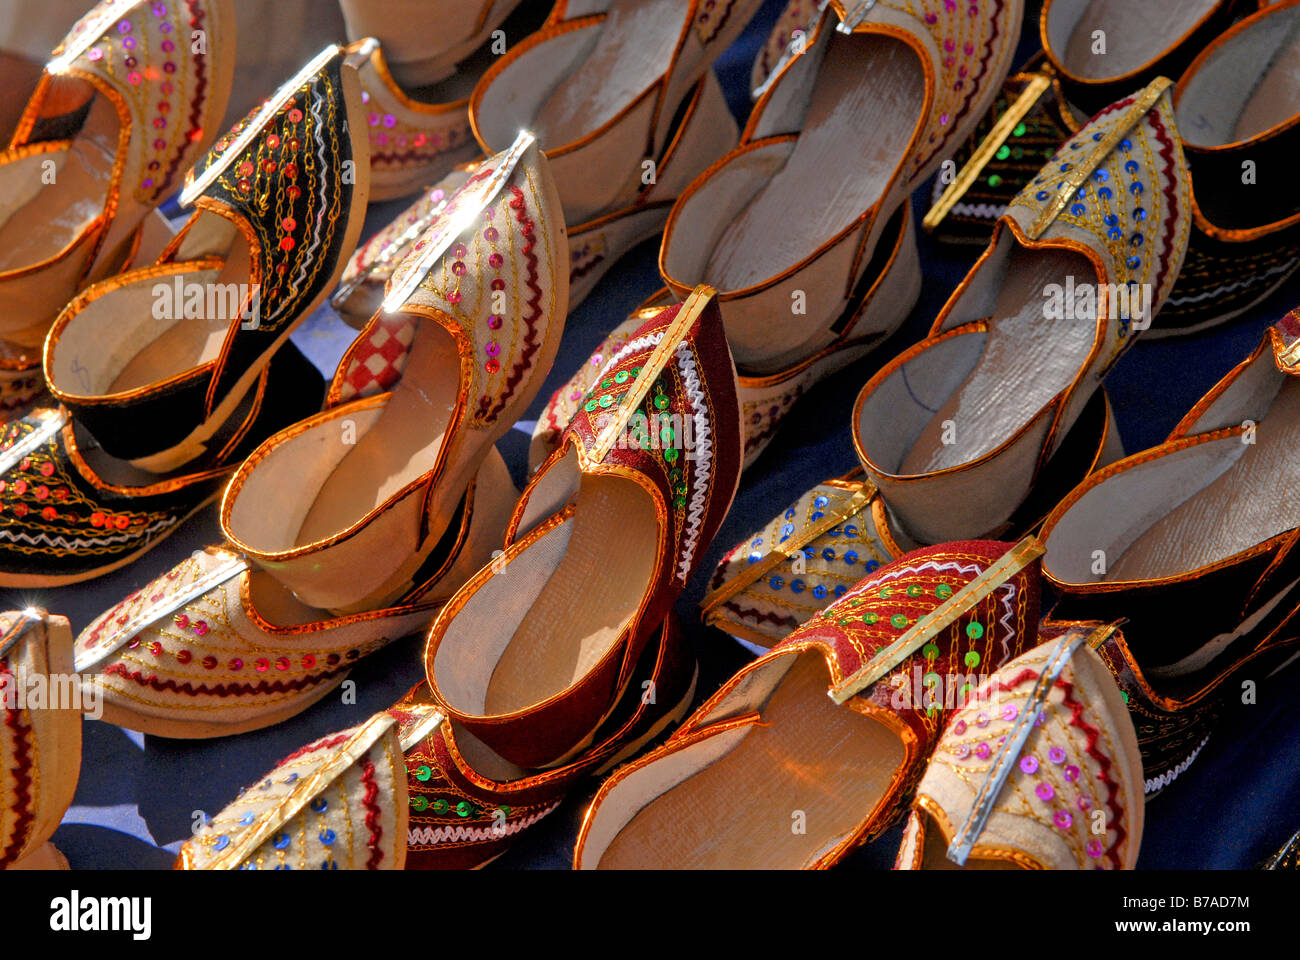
828;535;1044;703
946;622;1116;865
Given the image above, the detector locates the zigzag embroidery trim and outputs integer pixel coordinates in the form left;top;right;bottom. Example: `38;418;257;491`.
1144;735;1209;794
0;515;177;552
1165;259;1299;306
593;332;664;389
407;801;560;846
675;342;711;582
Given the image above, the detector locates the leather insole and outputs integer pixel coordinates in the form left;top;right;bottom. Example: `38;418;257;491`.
484;475;658;714
1061;0;1217;79
293;319;458;546
1234;19;1300;142
900;248;1097;474
1107;376;1300;581
108;241;254;393
704;32;923;290
0;92;118;270
533;0;688;146
597;654;903;869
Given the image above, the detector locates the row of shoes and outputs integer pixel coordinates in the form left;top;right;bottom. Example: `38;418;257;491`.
1;0;1298;871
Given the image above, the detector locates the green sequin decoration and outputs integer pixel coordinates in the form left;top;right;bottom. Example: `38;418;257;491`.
906;584;922;597
1013;122;1026;137
615;370;629;384
891;614;908;629
410;796;429;811
995;144;1011;161
879;587;892;599
966;622;984;640
663;447;679;464
455;801;476;818
935;583;953;600
414;765;432;782
922;643;940;660
599;395;614;408
431;799;449;813
922;671;940;688
584;400;598;412
863;612;878;625
661;426;675;445
964;650;981;668
601;378;614;390
987;173;1003;187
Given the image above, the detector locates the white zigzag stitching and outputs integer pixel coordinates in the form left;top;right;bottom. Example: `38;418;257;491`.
407;801;560;845
675;342;710;582
1165;260;1299;305
593;332;663;389
0;516;177;551
1144;735;1209;794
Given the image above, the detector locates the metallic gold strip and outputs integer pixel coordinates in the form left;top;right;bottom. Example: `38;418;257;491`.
828;535;1045;704
398;705;445;752
1026;77;1171;241
922;74;1053;233
1278;337;1300;370
0;609;44;660
947;622;1114;865
590;285;716;462
699;481;876;614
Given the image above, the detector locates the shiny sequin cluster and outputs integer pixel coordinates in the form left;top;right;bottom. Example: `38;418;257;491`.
0;412;178;559
938;660;1128;867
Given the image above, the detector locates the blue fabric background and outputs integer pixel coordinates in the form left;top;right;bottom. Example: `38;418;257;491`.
5;0;1298;869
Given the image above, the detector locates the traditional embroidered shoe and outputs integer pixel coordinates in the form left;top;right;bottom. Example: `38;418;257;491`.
574;538;1044;869
424;285;741;769
335;66;739;324
72;448;516;739
0;344;323;588
658;0;1020;461
222;132;565;614
929;2;1300;337
177;614;695;869
469;0;762;224
0;609;80;871
894;622;1144;870
854;78;1189;549
0;0;236;349
404;615;695;869
43;41;372;475
1166;0;1300;335
1039;312;1300;793
702;388;1122;650
177;711;411;869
